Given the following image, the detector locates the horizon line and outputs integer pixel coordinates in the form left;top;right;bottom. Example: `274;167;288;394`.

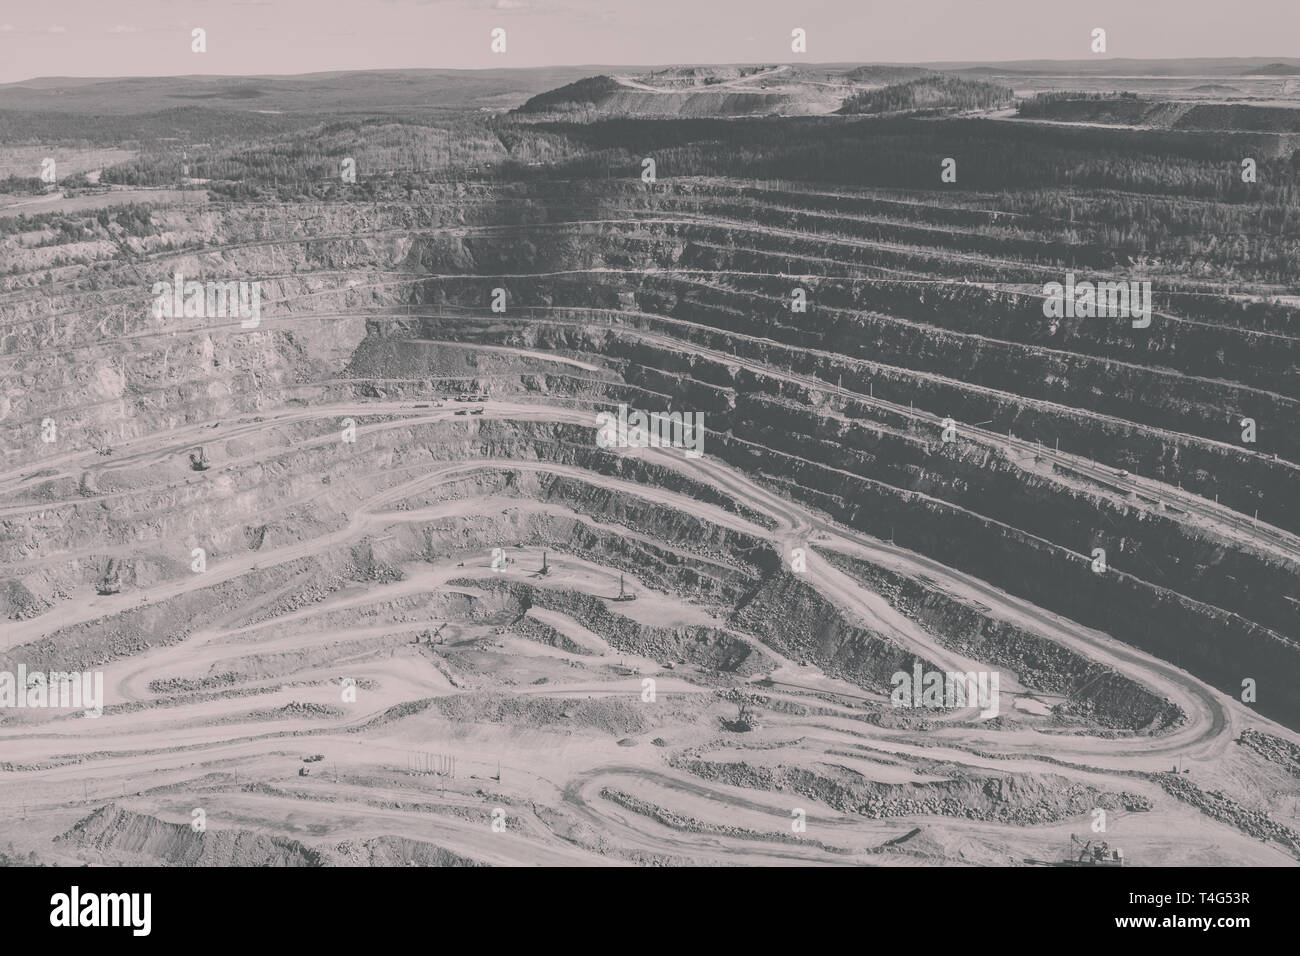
7;54;1300;88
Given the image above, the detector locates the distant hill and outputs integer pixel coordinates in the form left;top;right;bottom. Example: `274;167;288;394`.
636;66;778;89
842;65;935;85
1018;92;1300;131
933;56;1300;76
514;66;846;118
514;76;623;114
0;67;608;115
1251;63;1300;76
711;55;1300;77
838;75;1013;114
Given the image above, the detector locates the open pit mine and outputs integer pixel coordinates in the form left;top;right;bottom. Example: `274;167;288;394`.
1;61;1299;868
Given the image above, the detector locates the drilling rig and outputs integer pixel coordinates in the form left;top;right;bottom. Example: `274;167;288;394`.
611;573;637;602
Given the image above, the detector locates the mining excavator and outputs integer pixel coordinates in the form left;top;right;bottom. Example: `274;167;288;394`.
1064;835;1124;867
1024;835;1125;867
97;558;122;595
189;446;209;471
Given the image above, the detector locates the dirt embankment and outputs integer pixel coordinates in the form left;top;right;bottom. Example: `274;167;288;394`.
464;578;770;675
507;612;594;655
433;692;650;736
58;805;490;866
599;787;851;853
818;547;1184;732
1154;773;1300;858
1237;728;1300;778
329;835;487;866
60;805;324;866
730;571;929;693
672;755;1152;825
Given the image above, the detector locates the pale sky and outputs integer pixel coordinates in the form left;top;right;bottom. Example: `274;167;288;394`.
0;0;1296;84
